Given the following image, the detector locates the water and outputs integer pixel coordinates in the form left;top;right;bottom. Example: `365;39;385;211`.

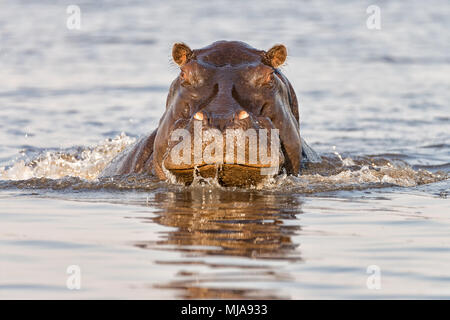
0;0;449;299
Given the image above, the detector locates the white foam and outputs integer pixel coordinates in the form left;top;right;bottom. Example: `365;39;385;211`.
0;137;444;193
259;159;441;193
0;133;135;181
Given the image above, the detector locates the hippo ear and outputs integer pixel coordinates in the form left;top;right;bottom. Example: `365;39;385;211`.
172;43;193;66
266;44;287;68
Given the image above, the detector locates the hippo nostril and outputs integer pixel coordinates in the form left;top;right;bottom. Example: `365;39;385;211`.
193;111;204;121
238;110;249;120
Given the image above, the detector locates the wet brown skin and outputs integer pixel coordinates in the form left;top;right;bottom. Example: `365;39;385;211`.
100;41;309;187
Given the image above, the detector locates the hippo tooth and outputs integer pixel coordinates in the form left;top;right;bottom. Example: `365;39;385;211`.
194;112;204;121
238;110;249;120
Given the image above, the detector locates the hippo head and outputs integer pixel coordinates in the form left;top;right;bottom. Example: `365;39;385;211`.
150;41;303;186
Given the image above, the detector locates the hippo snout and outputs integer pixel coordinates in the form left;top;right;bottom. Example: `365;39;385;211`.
162;108;285;186
193;108;251;131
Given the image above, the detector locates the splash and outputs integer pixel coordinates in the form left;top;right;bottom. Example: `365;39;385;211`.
263;156;447;193
0;135;447;193
0;133;135;181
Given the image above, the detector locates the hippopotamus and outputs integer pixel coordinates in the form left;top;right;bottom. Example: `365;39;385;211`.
100;40;320;186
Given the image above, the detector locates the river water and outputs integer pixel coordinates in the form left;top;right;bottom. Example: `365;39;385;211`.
0;0;449;299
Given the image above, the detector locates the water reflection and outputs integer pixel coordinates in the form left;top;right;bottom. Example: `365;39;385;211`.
134;187;304;299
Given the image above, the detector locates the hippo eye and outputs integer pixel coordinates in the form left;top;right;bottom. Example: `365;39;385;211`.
254;71;275;87
180;71;188;81
263;72;274;84
180;71;192;86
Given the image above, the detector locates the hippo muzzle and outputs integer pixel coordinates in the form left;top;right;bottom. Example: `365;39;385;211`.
160;96;286;186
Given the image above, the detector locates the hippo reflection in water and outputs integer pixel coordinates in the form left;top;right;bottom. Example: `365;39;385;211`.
101;41;320;186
